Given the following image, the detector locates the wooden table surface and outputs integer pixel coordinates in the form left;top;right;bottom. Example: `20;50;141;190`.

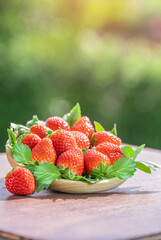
0;147;161;240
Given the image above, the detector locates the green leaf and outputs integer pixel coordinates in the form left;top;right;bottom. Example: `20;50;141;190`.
121;146;134;158
89;163;110;180
82;147;88;155
45;130;53;138
73;175;98;183
133;144;145;160
7;129;17;148
94;121;105;132
13;143;32;164
25;163;38;174
17;134;26;144
107;158;137;180
34;162;61;185
36;182;50;192
138;161;161;171
58;167;75;180
63;103;81;128
110;123;117;136
26;115;45;127
10;123;30;136
136;162;151;174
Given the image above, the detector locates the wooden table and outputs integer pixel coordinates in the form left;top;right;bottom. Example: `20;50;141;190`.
0;147;161;240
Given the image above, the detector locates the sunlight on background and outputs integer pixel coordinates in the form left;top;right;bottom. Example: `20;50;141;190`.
0;0;161;151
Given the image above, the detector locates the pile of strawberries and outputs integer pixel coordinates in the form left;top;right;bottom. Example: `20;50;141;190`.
5;111;126;195
21;116;124;176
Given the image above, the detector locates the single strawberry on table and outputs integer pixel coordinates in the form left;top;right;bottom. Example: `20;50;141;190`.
5;168;35;195
84;149;110;175
71;116;95;139
95;142;125;165
56;148;84;176
31;138;57;164
22;133;41;150
30;125;49;139
71;131;90;150
50;129;77;156
91;131;122;146
46;116;70;131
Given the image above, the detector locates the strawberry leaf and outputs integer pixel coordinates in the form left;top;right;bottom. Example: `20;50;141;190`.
7;129;17;149
13;143;32;164
26;115;45;127
34;162;61;186
121;146;134;158
63;103;81;128
132;144;145;160
94;121;105;132
82;147;88;155
136;162;151;174
73;175;98;183
89;163;110;180
45;129;53;138
10;123;30;136
25;162;39;174
57;166;98;183
136;161;161;172
107;158;137;180
37;182;50;192
110;123;117;136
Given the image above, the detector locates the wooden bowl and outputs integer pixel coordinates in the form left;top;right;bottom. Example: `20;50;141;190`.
6;147;126;194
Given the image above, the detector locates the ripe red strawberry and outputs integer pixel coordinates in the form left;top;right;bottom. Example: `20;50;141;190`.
50;129;77;156
95;142;125;165
71;131;90;150
30;125;49;139
92;131;122;146
71;116;95;139
22;133;41;150
5;168;35;195
84;149;110;175
56;148;84;176
46;116;70;131
31;138;57;164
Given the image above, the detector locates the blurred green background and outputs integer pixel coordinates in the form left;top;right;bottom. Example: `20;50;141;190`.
1;0;161;152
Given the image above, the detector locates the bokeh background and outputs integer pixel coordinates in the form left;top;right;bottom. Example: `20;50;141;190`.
1;0;161;152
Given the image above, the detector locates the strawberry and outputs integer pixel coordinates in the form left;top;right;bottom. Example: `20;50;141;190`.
5;168;35;195
56;148;84;176
84;149;110;175
30;125;49;139
46;116;70;131
95;142;125;165
71;116;95;139
31;138;57;164
50;129;77;156
71;131;90;150
22;133;41;150
92;131;122;146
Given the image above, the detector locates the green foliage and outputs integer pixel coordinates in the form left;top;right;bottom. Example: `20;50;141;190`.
26;115;45;127
110;124;117;136
7;129;17;149
135;162;151;174
94;121;105;132
12;143;32;164
63;103;81;128
132;144;145;160
34;163;61;185
107;158;137;180
121;146;134;158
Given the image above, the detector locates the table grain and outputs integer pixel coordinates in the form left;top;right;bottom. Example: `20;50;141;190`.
0;147;161;240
